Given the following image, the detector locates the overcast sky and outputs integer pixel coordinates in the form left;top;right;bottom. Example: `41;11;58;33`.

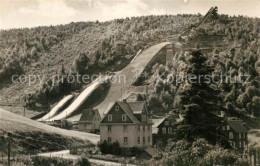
0;0;259;29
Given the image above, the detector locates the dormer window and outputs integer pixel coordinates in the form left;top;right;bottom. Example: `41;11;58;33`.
115;106;119;111
142;115;146;122
108;114;112;121
122;114;127;121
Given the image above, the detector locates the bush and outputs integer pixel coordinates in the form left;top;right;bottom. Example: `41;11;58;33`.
160;138;249;166
31;156;74;166
75;157;91;166
98;140;120;155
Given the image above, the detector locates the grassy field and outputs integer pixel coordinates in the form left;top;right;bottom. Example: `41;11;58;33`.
0;105;40;118
0;108;100;142
0;108;100;154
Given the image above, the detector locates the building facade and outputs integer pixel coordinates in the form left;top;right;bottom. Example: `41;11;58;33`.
222;119;248;152
76;109;101;133
152;118;175;145
100;101;153;148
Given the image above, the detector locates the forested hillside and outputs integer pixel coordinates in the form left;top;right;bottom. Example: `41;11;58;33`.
0;14;199;105
147;15;260;118
0;14;259;119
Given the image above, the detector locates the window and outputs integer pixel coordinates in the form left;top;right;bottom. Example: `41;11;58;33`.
239;133;241;139
137;137;140;144
227;125;230;130
168;127;172;134
147;125;150;131
143;137;145;144
229;141;234;147
164;121;169;126
137;125;140;131
143;125;145;131
122;114;127;121
108;114;112;121
229;132;233;139
239;141;242;148
162;127;166;134
148;137;150;143
142;115;146;122
222;126;226;130
108;137;112;143
108;125;112;131
123;125;127;132
115;106;119;111
124;137;128;144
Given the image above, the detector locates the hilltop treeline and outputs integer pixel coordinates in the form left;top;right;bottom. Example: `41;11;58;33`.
147;15;260;117
0;14;199;104
0;14;259;118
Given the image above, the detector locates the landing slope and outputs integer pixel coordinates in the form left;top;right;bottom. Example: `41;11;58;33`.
48;76;110;121
38;94;74;121
0;108;100;144
95;42;172;117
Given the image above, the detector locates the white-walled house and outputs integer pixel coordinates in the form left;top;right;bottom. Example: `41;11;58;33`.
75;109;101;133
100;101;153;148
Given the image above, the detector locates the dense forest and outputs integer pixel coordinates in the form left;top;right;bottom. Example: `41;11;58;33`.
147;15;260;118
0;13;259;118
0;14;200;104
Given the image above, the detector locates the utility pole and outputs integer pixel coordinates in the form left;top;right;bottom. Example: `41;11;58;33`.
120;84;122;101
5;133;11;166
8;139;10;166
23;106;25;117
23;97;27;117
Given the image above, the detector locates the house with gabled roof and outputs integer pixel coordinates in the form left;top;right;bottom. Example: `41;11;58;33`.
152;117;176;145
75;109;101;133
222;119;249;152
99;100;153;148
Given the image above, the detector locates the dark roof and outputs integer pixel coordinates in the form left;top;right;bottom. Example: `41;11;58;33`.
152;118;166;134
144;148;160;157
101;101;152;124
79;109;99;122
127;101;145;114
227;120;248;133
152;118;166;128
117;101;141;124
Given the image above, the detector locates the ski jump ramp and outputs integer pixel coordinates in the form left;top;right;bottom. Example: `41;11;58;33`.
37;94;74;121
46;76;110;121
43;42;173;121
95;42;172;117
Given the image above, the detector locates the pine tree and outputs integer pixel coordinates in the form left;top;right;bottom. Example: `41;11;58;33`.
178;49;228;146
